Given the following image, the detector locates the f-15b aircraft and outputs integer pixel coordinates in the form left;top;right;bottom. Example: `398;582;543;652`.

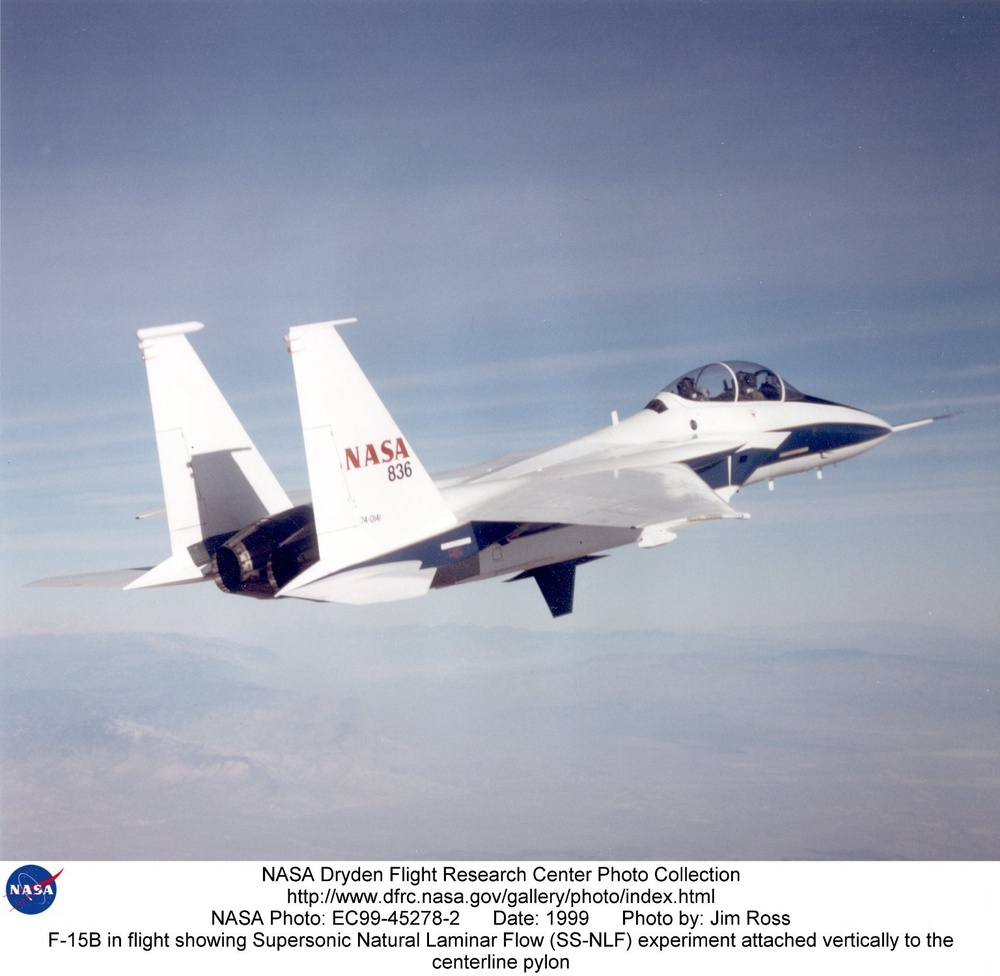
36;319;945;616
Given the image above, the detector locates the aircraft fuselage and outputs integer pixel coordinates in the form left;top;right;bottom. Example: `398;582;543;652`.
33;332;938;619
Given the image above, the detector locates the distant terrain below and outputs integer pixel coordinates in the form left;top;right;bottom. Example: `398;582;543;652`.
3;625;996;860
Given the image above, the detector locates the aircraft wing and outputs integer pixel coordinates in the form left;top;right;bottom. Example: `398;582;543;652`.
450;450;746;540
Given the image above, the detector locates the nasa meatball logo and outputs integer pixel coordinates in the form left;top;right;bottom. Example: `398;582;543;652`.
6;865;62;915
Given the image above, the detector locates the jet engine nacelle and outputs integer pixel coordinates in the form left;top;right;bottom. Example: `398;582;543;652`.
211;505;317;598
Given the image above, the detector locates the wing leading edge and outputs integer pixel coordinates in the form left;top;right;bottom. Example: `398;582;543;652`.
430;456;747;616
447;459;743;532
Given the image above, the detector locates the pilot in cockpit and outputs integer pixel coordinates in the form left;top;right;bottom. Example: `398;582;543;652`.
737;371;763;400
676;375;699;400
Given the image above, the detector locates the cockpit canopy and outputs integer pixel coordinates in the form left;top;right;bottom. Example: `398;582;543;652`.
663;361;804;403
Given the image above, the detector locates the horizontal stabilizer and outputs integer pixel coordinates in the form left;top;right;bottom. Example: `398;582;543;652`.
123;552;209;589
279;561;434;605
27;568;153;588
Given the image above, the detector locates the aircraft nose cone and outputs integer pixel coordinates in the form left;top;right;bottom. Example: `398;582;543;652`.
814;409;892;460
786;409;892;458
859;411;893;439
852;415;892;447
860;413;892;438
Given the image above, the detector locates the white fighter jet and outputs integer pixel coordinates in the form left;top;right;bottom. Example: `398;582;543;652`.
35;319;947;616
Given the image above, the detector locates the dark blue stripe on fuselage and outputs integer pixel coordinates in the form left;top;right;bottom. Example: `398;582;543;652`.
360;520;531;572
776;422;888;456
692;449;776;490
687;422;889;489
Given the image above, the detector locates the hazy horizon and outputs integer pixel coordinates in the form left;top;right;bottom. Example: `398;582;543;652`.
3;623;997;861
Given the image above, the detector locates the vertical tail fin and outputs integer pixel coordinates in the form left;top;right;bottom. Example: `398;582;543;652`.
126;322;291;589
280;319;456;593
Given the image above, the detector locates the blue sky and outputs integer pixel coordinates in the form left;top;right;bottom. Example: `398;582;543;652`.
1;2;998;859
3;0;997;639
